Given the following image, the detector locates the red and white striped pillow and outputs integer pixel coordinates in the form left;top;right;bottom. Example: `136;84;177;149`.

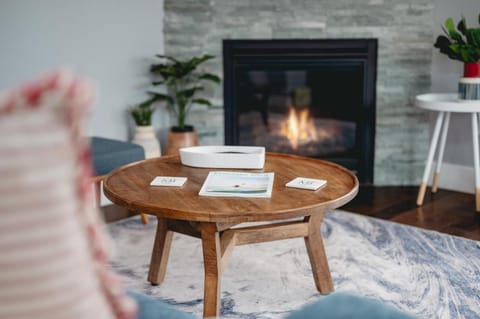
0;71;137;319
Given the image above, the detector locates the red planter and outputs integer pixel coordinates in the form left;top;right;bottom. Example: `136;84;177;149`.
464;62;480;77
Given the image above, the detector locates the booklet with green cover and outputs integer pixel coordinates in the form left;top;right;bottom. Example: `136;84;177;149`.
199;171;274;198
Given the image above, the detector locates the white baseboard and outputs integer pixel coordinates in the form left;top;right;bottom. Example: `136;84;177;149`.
430;162;475;194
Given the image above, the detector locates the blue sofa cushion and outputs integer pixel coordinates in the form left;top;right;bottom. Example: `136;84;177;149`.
127;291;416;319
91;137;145;175
128;291;196;319
287;292;416;319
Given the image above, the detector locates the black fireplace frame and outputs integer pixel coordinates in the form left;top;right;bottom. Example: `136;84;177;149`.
223;39;377;183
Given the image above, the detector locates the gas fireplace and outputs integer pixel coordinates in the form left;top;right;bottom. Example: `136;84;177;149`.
223;39;377;183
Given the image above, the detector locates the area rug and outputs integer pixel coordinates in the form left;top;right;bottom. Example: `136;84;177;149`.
107;210;480;319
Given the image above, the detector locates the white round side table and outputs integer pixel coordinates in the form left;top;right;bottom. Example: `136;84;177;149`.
416;93;480;212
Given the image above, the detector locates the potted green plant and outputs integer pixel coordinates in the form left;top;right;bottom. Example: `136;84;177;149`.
144;54;220;155
129;101;161;158
434;14;480;77
434;14;480;100
130;100;156;126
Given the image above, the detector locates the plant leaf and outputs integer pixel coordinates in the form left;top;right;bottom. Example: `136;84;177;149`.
449;30;465;44
434;35;451;49
148;92;174;105
457;17;467;35
443;17;465;44
191;54;215;66
470;29;480;48
152;80;165;86
138;97;155;108
199;73;221;83
155;55;179;63
192;98;212;106
435;38;462;61
130;104;154;126
460;47;471;62
178;86;204;99
441;25;450;37
150;64;177;78
444;18;456;33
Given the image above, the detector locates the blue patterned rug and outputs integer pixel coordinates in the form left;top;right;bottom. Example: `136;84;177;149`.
108;210;480;319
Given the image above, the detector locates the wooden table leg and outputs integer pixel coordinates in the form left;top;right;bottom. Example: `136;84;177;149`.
200;223;222;318
140;213;150;224
304;213;333;293
417;111;445;206
432;112;450;193
148;217;173;285
472;113;480;212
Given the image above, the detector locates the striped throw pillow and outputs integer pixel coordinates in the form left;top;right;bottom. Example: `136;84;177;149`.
0;71;137;319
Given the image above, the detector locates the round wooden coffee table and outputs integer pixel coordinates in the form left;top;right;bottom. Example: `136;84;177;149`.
103;152;358;318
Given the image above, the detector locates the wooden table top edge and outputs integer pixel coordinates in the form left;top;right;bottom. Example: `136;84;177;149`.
103;152;359;223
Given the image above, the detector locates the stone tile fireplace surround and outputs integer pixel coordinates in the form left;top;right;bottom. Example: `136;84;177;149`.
163;0;434;185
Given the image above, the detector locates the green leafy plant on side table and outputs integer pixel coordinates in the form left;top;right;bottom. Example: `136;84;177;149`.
434;14;480;73
434;14;480;100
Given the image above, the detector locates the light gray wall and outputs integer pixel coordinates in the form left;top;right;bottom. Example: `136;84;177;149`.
0;0;164;141
431;0;480;167
1;0;478;175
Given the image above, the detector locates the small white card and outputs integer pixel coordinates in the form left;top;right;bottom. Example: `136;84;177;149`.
150;176;187;187
286;177;327;190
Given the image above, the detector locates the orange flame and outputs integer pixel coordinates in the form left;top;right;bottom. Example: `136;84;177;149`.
281;107;318;149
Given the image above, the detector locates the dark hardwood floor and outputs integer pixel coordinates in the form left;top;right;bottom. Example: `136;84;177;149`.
343;186;480;241
103;186;480;241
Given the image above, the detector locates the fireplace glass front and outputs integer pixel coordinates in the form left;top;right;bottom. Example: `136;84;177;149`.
223;39;377;183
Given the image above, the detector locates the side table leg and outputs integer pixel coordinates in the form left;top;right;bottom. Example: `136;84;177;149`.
148;217;173;285
201;224;222;318
472;113;480;212
417;112;445;206
304;212;333;293
140;213;150;224
432;112;451;193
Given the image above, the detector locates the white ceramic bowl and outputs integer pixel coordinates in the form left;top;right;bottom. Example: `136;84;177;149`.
179;146;265;169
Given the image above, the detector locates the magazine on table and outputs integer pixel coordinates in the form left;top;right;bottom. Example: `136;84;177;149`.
199;171;275;198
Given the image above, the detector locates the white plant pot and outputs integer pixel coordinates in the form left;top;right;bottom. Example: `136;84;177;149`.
132;125;161;158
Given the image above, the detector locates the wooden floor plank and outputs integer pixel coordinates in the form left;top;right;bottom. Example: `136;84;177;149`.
344;186;480;241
